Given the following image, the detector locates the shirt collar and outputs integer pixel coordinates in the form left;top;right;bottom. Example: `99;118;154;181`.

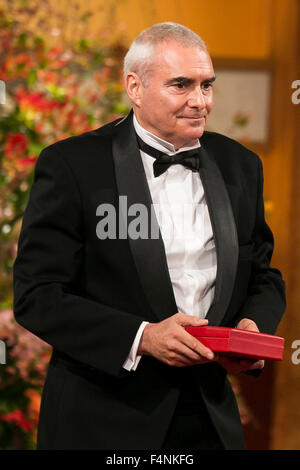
133;113;200;155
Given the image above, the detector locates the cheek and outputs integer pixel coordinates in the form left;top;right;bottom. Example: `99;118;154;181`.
207;94;214;112
159;92;186;113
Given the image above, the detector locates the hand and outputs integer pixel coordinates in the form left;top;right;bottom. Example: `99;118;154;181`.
137;313;216;367
216;318;265;374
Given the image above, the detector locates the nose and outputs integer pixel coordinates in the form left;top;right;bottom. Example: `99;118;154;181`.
188;86;206;108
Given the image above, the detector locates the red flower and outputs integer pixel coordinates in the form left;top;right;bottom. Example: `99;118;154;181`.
16;88;63;114
17;155;37;171
47;47;63;60
4;133;28;158
0;410;34;432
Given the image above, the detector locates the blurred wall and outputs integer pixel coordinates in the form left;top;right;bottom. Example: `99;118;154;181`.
56;0;300;449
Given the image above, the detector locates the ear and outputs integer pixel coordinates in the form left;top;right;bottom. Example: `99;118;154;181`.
125;72;143;107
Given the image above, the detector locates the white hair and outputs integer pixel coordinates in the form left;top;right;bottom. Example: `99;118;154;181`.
123;22;207;86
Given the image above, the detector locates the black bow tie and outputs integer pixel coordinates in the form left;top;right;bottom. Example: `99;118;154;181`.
136;134;201;177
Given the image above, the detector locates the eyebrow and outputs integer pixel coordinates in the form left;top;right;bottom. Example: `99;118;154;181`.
164;75;216;86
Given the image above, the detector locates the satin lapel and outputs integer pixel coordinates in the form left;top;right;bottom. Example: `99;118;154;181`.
198;145;239;325
112;112;178;321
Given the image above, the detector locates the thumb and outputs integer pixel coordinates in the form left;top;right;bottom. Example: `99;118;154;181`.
175;313;209;327
238;318;259;332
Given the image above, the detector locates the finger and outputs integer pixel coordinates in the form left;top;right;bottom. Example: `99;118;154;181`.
181;330;215;360
219;356;255;366
218;357;264;374
172;340;214;363
243;359;265;370
168;353;212;367
164;348;199;367
164;335;206;362
236;319;259;332
174;313;209;327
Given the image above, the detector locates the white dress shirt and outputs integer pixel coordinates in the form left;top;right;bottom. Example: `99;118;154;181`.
122;114;217;371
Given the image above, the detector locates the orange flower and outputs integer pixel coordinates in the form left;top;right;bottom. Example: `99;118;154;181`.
24;389;41;417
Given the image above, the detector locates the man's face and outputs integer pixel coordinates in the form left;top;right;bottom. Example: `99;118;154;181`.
128;41;215;149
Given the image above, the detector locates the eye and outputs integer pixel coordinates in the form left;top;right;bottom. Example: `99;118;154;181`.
202;82;213;91
174;82;185;89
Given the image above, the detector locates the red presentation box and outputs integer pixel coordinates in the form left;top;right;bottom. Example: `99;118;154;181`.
185;326;284;361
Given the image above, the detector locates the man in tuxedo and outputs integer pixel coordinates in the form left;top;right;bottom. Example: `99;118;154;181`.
13;22;285;450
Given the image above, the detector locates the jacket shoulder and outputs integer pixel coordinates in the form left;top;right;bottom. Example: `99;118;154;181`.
201;131;261;172
201;131;258;158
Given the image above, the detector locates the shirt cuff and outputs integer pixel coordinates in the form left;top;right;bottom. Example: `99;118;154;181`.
122;321;149;371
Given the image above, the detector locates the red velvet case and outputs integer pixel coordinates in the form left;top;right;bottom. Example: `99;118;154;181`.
185;326;284;361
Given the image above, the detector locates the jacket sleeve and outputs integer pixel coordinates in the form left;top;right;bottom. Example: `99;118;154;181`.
13;146;144;378
233;156;286;335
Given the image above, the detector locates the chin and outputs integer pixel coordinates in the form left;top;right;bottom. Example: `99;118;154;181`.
181;123;206;138
185;129;205;140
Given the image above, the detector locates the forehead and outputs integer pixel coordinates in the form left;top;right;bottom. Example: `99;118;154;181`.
150;42;214;79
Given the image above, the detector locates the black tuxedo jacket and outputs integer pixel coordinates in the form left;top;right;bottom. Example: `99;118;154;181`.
13;111;285;450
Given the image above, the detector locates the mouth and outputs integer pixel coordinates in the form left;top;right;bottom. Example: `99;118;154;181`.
177;116;206;120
